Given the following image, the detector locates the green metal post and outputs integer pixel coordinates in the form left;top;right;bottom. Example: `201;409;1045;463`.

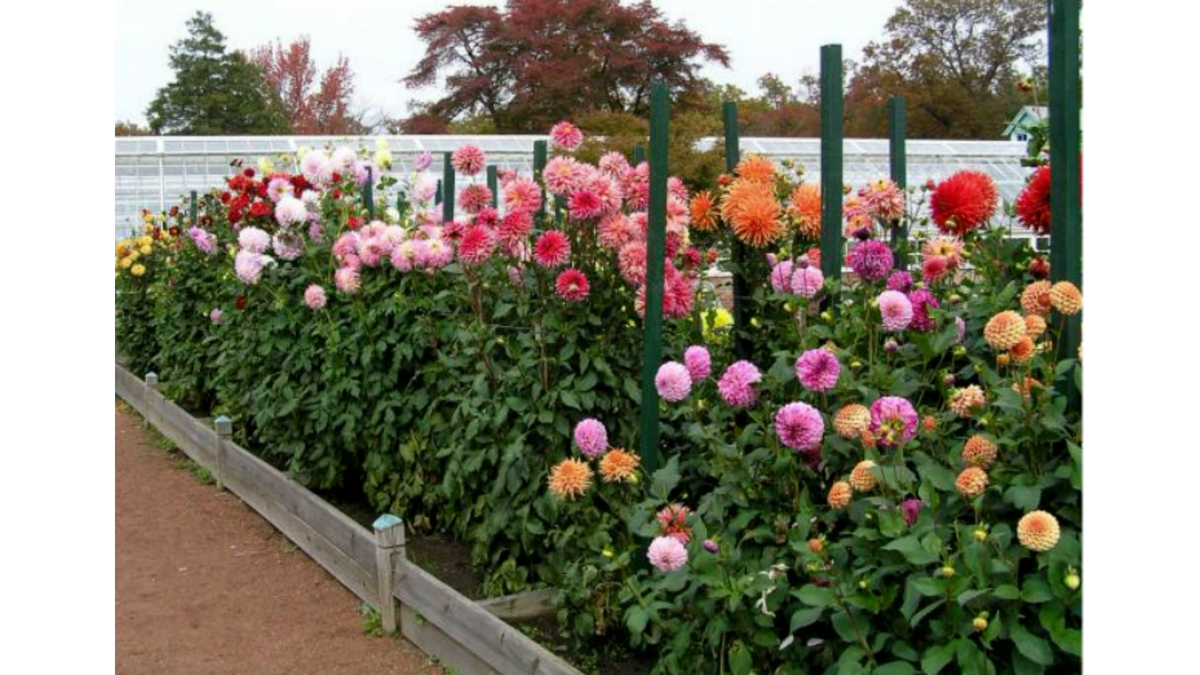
892;97;907;267
537;139;549;228
444;153;456;223
820;44;844;296
484;164;499;208
364;166;375;220
435;179;442;206
639;81;670;474
633;145;646;165
1049;0;1082;407
397;191;408;221
189;190;198;227
720;100;748;360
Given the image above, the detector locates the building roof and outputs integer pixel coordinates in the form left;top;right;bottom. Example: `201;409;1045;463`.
1002;106;1048;137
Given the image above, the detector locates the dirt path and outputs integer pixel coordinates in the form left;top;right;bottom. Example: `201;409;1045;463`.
115;402;441;675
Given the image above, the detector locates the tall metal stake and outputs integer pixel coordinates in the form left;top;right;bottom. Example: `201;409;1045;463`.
441;153;455;223
632;145;646;165
722;101;751;360
888;97;908;267
820;44;844;305
364;166;375;220
639;81;670;474
487;165;499;209
533;141;548;228
189;190;198;227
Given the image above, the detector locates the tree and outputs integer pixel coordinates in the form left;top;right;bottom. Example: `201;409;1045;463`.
115;120;150;136
846;0;1046;138
404;0;729;132
697;75;819;138
248;37;365;135
146;12;289;135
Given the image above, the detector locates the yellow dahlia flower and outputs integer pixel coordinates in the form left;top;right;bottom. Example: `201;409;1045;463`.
1017;511;1061;552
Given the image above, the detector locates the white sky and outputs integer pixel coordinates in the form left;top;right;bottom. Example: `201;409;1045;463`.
115;0;903;126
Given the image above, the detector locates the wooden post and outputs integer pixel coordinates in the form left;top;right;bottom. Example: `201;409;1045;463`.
373;514;406;634
632;145;646;165
820;44;844;303
144;372;159;429
723;101;751;360
213;415;231;492
638;81;670;475
1049;0;1082;408
441;153;455;224
189;190;198;227
888;97;908;268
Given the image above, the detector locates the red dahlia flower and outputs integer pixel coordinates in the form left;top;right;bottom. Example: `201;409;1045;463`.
930;171;998;235
555;269;590;301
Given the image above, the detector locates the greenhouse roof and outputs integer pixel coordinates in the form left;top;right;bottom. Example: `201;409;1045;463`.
115;135;1035;241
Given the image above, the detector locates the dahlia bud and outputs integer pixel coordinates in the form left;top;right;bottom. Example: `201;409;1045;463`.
924;179;936;191
602;546;614;558
943;374;956;386
973;527;988;542
808;538;824;554
948;293;963;304
1064;569;1081;591
997;353;1011;367
940;566;956;578
703;539;719;554
858;578;869;589
821;311;833;322
843;183;853;195
850;360;863;371
953;346;968;357
884;339;899;353
973;616;989;632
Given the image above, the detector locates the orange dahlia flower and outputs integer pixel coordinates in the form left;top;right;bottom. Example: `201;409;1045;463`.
735;154;777;184
834;404;872;439
955;467;989;498
599;449;640;483
984;311;1027;350
828;481;853;510
1009;336;1035;364
787;183;822;239
1021;281;1053;317
1024;314;1047;340
962;435;997;468
1017;510;1061;552
849;460;878;492
548;458;593;499
1049;281;1082;315
721;180;784;247
689;191;718;231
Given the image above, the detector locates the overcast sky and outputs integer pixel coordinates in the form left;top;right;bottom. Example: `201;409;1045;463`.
115;0;903;126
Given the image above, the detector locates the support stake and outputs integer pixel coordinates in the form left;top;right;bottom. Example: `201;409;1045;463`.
213;416;231;492
888;97;908;267
638;81;670;475
372;514;406;634
820;44;845;306
441;153;455;223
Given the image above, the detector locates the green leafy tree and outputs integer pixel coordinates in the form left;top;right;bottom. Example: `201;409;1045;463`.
146;12;288;135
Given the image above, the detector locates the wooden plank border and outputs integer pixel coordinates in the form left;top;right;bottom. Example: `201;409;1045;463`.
114;363;582;675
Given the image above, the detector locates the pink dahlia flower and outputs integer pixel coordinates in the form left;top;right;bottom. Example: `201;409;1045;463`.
655;362;693;402
869;396;919;448
502;177;542;215
238;227;271;254
792;263;824;299
846;240;894;282
458;184;493;214
451;145;486;175
549;121;584;151
573;418;608;458
774;402;825;452
878;290;914;332
304;284;327;310
717;360;761;408
209;308;224;325
234;250;271;285
647;536;688;572
534;230;571;268
498;210;533;244
555;268;590;302
907;288;939;333
334;266;360;294
683;346;711;381
458;225;497;265
543;157;585;195
795;348;840;393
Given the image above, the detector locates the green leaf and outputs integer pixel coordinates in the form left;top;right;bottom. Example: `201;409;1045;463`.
1054;358;1077;377
836;646;869;675
728;640;752;675
930;320;959;354
1011;652;1045;675
1052;627;1082;659
623;377;641;402
956;588;989;606
1067;441;1082;490
891;640;919;663
560;390;581;410
1021;577;1054;604
796;584;836;607
955;639;993;675
910;599;945;628
790;606;824;631
832;610;863;644
1039;604;1082;657
1010;622;1054;666
993;584;1020;600
650;456;681;500
916;465;957;493
884;536;940;566
874;662;918;675
911;577;944;597
920;642;956;675
626;606;649;635
1003;485;1042;511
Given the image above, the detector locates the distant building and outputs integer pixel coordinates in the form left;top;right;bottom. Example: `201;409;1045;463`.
1003;106;1048;142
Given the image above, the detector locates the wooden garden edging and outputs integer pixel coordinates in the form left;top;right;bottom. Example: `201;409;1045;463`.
115;363;580;675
